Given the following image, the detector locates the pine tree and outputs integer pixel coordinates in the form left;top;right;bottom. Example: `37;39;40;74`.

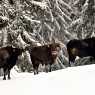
69;0;95;39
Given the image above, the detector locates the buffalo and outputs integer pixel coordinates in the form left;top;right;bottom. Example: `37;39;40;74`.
28;43;61;75
0;46;23;80
67;37;95;66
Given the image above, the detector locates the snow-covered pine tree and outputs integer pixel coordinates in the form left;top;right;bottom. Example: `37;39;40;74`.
69;0;95;39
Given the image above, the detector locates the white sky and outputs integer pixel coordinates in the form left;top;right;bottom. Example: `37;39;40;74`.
0;64;95;95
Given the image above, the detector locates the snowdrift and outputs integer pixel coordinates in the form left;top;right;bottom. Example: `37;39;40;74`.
0;64;95;95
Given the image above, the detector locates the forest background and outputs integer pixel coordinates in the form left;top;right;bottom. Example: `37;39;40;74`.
0;0;94;73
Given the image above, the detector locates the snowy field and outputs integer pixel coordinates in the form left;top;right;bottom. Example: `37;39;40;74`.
0;64;95;95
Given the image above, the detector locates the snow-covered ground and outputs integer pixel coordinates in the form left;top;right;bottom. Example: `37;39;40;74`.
0;64;95;95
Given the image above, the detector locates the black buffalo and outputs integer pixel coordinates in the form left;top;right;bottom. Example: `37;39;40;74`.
28;43;61;75
0;46;23;80
67;37;95;66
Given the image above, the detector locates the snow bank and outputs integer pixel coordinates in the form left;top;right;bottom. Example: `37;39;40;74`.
0;64;95;95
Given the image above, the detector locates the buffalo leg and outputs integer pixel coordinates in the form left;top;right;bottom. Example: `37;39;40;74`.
3;68;7;80
68;59;71;67
33;62;39;75
7;70;11;80
45;64;49;73
49;64;52;72
69;56;76;67
45;64;51;72
3;73;6;80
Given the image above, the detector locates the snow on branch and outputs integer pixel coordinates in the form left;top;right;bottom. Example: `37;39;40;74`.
83;0;89;6
82;0;89;13
74;0;80;5
74;0;86;8
0;16;9;21
25;0;47;10
59;5;71;16
54;5;71;23
44;22;54;32
21;30;41;46
22;31;37;42
69;18;83;28
54;19;60;31
31;0;47;10
64;29;76;40
46;6;54;22
23;15;41;24
58;0;72;12
12;34;28;49
58;15;68;27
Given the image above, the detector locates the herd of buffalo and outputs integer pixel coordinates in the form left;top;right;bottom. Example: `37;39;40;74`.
0;37;95;80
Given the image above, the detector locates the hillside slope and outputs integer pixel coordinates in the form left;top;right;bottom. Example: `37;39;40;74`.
0;64;95;95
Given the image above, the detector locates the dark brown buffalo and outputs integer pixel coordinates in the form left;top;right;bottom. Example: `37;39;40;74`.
0;46;23;80
29;43;61;75
67;37;95;66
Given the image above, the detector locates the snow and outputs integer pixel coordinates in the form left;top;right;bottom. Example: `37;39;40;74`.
23;15;41;24
70;18;83;27
0;64;95;95
0;16;9;21
31;1;47;10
